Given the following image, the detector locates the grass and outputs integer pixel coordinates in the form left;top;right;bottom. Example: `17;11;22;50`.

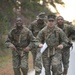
0;52;12;68
0;50;33;71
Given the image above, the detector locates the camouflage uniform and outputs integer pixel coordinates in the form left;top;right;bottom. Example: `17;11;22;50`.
6;26;35;75
36;25;69;75
28;12;46;74
56;16;75;75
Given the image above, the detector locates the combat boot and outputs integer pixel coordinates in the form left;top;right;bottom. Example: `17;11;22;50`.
63;69;68;75
35;71;40;75
13;68;21;75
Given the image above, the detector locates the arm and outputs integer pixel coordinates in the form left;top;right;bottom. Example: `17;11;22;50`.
35;29;45;48
59;29;69;48
28;23;33;33
5;30;16;50
68;25;75;38
23;30;36;52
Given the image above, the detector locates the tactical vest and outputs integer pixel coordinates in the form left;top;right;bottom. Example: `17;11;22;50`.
11;28;30;48
44;27;60;48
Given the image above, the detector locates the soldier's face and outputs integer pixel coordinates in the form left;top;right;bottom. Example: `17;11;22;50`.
16;20;23;28
37;19;44;24
57;17;64;25
48;20;55;27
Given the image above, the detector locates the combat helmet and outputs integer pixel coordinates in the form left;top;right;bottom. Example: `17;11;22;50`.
36;12;47;20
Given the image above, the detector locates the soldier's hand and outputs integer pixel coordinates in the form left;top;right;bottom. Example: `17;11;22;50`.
9;44;16;50
39;44;43;48
57;44;63;49
23;47;30;52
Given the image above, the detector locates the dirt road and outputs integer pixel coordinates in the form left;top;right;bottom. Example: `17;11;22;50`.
0;52;33;75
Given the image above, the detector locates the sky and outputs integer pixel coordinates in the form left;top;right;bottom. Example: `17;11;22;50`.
56;0;75;22
47;0;75;22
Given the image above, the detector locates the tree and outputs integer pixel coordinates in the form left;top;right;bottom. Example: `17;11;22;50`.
0;0;64;50
0;0;16;49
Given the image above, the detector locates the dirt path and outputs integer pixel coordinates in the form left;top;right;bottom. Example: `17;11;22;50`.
0;52;33;75
0;59;14;75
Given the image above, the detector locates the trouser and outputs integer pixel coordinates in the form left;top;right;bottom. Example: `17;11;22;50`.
31;48;37;68
62;48;70;74
35;48;42;75
35;71;41;75
42;51;62;75
13;68;28;75
51;53;62;75
12;50;29;75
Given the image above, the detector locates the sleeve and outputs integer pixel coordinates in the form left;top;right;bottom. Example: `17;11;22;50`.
28;23;33;32
36;30;45;45
59;29;69;47
5;30;13;48
68;25;75;38
27;30;37;49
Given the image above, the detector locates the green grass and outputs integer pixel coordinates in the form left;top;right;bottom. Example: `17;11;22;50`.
0;51;12;68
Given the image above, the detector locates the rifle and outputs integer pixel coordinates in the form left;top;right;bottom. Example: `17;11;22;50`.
67;41;73;50
15;46;24;57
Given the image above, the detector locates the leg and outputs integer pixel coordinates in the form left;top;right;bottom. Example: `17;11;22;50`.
35;48;42;75
42;54;51;75
62;48;70;75
21;68;28;75
12;54;21;75
20;52;29;75
35;71;41;75
51;53;62;75
13;68;21;75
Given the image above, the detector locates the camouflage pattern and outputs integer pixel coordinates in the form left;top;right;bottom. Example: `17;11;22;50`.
28;17;46;75
29;20;46;62
29;20;46;37
6;26;35;75
35;48;42;75
57;24;75;39
36;12;47;22
56;22;75;74
36;25;69;75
